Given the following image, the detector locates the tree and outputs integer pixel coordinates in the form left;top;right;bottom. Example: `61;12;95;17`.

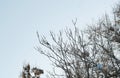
18;3;120;78
20;64;44;78
35;3;120;78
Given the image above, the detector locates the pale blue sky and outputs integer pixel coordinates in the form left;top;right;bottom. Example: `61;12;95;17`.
0;0;118;78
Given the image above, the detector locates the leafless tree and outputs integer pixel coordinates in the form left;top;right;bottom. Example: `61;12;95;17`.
35;3;120;78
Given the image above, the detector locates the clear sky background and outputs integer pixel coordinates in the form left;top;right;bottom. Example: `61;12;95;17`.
0;0;119;78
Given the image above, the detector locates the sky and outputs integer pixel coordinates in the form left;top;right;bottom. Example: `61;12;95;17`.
0;0;119;78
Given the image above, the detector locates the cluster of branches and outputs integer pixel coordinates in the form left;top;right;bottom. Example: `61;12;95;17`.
20;64;44;78
36;3;120;78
